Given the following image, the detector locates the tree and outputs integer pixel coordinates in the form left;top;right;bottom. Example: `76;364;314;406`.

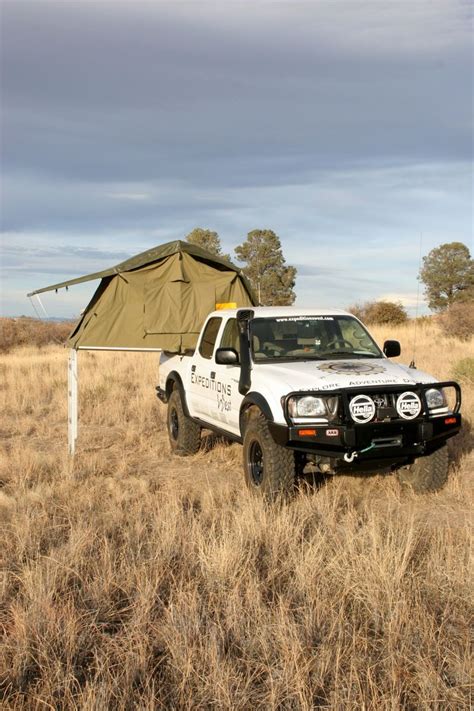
420;242;474;311
349;300;408;326
234;229;297;305
185;228;230;261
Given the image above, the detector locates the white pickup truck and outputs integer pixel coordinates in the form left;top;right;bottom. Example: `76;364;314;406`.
157;307;462;496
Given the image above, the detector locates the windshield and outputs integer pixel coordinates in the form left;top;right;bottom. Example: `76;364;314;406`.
250;315;383;362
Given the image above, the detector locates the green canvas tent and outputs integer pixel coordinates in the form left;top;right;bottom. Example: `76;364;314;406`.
28;240;257;352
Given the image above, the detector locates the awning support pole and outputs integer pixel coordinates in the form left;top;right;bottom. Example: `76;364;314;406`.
68;349;78;455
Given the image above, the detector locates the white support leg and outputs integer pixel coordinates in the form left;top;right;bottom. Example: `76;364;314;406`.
68;349;78;455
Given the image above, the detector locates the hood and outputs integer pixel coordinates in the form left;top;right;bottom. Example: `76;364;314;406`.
253;358;438;392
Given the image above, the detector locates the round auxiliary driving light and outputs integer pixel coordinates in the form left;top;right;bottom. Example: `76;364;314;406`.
349;394;376;424
396;391;422;420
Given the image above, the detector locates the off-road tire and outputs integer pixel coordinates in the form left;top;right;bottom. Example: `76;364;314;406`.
167;389;201;456
242;413;295;499
397;445;449;493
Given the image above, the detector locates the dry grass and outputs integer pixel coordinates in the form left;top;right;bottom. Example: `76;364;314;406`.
0;318;75;353
0;321;473;709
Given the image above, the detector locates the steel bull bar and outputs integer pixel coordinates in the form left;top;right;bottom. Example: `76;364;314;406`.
269;381;462;461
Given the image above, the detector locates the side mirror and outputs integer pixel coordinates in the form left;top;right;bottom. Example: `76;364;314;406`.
383;340;401;358
215;347;239;365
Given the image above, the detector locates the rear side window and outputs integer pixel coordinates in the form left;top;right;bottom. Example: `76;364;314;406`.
199;317;222;359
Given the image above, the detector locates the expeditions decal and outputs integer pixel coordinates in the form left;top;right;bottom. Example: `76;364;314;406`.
191;372;231;395
317;362;386;376
217;393;232;413
191;371;232;412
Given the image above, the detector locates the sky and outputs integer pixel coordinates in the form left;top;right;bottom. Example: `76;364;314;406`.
1;0;472;318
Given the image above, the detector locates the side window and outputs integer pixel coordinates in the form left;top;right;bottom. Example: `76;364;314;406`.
199;317;222;359
220;318;240;358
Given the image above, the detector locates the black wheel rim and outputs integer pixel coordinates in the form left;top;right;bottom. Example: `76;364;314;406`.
248;439;264;486
170;408;179;441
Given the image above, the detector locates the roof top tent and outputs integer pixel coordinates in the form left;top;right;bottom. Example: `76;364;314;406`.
27;239;257;454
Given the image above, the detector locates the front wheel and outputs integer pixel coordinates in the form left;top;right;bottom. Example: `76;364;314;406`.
397;446;449;493
167;389;201;456
242;413;295;498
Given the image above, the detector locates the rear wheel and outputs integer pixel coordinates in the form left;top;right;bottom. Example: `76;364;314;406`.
167;389;201;456
242;412;295;498
397;446;449;493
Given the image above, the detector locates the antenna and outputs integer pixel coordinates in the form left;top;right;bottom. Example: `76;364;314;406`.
409;233;423;369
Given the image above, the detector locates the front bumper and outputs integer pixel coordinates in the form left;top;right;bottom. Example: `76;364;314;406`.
268;413;461;461
270;381;462;462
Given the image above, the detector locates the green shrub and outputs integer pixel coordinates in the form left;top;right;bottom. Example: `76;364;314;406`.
452;357;474;385
348;300;408;326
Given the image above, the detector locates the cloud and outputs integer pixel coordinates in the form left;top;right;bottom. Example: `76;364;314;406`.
1;242;132;278
2;161;470;237
1;1;471;316
107;193;151;201
2;1;471;188
379;293;426;311
2;158;471;316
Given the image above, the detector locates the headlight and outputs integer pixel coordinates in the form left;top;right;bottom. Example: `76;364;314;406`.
425;388;446;410
288;396;327;418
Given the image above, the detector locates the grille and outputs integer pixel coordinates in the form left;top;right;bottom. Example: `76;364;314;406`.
371;393;390;408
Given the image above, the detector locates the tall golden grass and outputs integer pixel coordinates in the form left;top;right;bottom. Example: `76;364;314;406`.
1;320;472;709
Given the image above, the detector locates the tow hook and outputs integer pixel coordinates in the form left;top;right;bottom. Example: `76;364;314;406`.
344;443;376;463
